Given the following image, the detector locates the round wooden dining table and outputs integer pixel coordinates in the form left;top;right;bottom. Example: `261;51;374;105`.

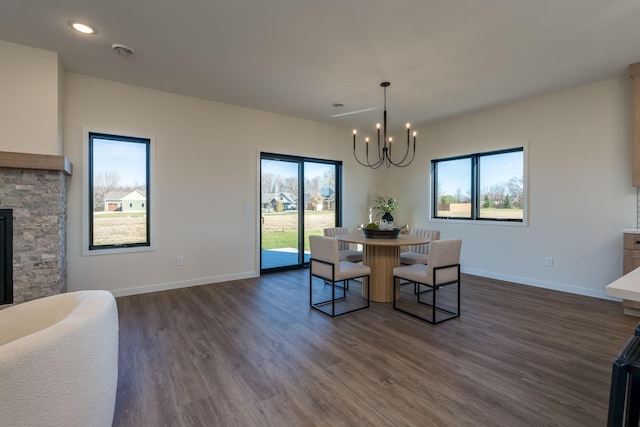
336;232;431;303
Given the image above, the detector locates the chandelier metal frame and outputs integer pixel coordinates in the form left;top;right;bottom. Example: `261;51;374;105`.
352;82;416;169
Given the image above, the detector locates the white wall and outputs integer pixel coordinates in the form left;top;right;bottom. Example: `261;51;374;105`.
6;37;632;299
0;40;61;155
63;73;374;295
388;77;636;298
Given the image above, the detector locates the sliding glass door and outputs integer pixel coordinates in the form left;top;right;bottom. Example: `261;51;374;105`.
260;153;341;272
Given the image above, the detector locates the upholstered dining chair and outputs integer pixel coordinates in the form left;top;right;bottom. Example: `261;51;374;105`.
393;239;462;324
309;235;370;317
324;227;363;263
399;228;441;265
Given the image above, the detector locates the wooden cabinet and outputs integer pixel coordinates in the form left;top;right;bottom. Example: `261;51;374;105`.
624;233;640;274
632;62;640;186
622;233;640;316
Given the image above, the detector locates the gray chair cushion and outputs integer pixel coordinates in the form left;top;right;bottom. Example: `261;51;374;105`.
340;249;363;263
399;251;428;265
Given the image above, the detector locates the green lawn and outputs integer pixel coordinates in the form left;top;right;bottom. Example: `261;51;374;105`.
262;210;335;251
261;230;324;251
92;212;147;245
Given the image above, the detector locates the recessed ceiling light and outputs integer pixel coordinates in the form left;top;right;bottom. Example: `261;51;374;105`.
69;21;96;34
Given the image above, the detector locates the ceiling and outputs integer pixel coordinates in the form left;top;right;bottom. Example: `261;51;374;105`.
2;0;640;134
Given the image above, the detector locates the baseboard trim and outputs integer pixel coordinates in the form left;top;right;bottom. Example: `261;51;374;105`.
110;271;259;297
461;267;618;301
109;267;618;302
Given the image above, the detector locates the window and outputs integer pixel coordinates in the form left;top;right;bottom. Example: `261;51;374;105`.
88;132;151;251
432;147;524;222
260;153;342;271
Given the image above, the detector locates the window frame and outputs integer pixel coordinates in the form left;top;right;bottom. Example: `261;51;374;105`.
431;146;526;225
259;151;343;272
82;128;156;256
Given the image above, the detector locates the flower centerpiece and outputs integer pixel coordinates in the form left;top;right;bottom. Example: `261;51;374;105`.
372;194;398;229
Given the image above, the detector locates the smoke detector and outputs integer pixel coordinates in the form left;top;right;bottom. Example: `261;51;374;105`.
112;44;134;57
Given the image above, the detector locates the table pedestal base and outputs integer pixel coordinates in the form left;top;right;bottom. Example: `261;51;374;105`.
363;245;401;303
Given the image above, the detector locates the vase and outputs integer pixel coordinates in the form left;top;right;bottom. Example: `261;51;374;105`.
381;212;394;229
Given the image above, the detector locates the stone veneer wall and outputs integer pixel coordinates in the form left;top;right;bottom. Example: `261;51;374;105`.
0;167;67;304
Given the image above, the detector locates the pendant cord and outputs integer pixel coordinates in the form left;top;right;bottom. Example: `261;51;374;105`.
384;86;387;110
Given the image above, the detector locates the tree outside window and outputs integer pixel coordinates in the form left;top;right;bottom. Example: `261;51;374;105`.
432;147;524;222
89;132;151;250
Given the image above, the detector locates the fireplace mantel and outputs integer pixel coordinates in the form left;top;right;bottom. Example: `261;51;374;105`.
0;151;72;176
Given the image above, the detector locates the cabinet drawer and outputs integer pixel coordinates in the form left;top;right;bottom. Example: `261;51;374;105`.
624;249;640;274
624;233;640;250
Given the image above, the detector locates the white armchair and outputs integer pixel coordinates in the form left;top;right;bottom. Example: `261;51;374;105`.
0;290;119;427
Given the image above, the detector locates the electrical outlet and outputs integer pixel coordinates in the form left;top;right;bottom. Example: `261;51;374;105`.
545;257;553;267
176;256;184;266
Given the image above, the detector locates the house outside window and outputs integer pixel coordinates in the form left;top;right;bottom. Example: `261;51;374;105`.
85;131;153;253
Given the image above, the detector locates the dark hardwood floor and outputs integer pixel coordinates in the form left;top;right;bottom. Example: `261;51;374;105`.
113;271;638;426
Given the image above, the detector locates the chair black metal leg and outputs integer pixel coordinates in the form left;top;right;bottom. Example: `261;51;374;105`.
364;276;370;308
393;279;460;325
457;278;461;318
309;272;313;308
432;285;437;324
393;277;398;310
331;277;336;317
311;276;370;317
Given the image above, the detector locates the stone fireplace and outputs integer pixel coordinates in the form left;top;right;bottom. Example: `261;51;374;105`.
0;151;71;305
0;209;12;304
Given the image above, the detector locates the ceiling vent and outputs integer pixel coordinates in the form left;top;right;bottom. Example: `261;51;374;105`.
112;44;134;57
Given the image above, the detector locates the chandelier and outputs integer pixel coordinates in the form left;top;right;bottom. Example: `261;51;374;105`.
352;82;416;168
